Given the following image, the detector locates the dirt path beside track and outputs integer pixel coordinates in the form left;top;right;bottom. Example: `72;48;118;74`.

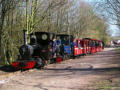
0;48;120;90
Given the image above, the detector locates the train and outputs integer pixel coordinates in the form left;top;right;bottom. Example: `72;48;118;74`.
12;30;104;69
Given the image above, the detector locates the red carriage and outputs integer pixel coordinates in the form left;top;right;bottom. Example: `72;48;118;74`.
73;39;83;56
82;38;104;54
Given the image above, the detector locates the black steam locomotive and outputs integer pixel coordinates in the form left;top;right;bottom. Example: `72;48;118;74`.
12;30;61;69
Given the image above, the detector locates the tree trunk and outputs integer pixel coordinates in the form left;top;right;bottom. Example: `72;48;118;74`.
0;11;6;58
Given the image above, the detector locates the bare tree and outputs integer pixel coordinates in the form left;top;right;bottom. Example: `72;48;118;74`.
0;0;20;61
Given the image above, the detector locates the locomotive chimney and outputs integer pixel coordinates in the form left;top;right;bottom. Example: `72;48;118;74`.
23;29;27;45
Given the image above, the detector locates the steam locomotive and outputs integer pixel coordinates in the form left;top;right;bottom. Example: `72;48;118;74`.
12;30;104;69
12;30;62;69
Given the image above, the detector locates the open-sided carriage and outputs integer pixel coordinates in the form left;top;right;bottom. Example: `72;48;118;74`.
82;38;90;54
81;38;104;54
73;39;85;57
96;40;104;52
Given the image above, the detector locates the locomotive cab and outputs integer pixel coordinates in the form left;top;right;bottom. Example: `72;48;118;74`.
30;32;55;60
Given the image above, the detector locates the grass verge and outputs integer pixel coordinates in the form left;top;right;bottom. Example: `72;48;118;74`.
116;47;120;51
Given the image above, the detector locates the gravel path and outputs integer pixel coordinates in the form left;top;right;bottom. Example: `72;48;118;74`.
0;48;120;90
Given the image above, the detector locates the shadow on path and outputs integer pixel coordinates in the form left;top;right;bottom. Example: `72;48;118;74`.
0;65;20;72
44;67;120;72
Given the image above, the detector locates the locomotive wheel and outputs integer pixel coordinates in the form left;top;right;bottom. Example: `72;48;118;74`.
47;60;51;64
72;55;75;59
64;54;70;60
63;55;67;60
36;58;45;69
45;60;51;65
